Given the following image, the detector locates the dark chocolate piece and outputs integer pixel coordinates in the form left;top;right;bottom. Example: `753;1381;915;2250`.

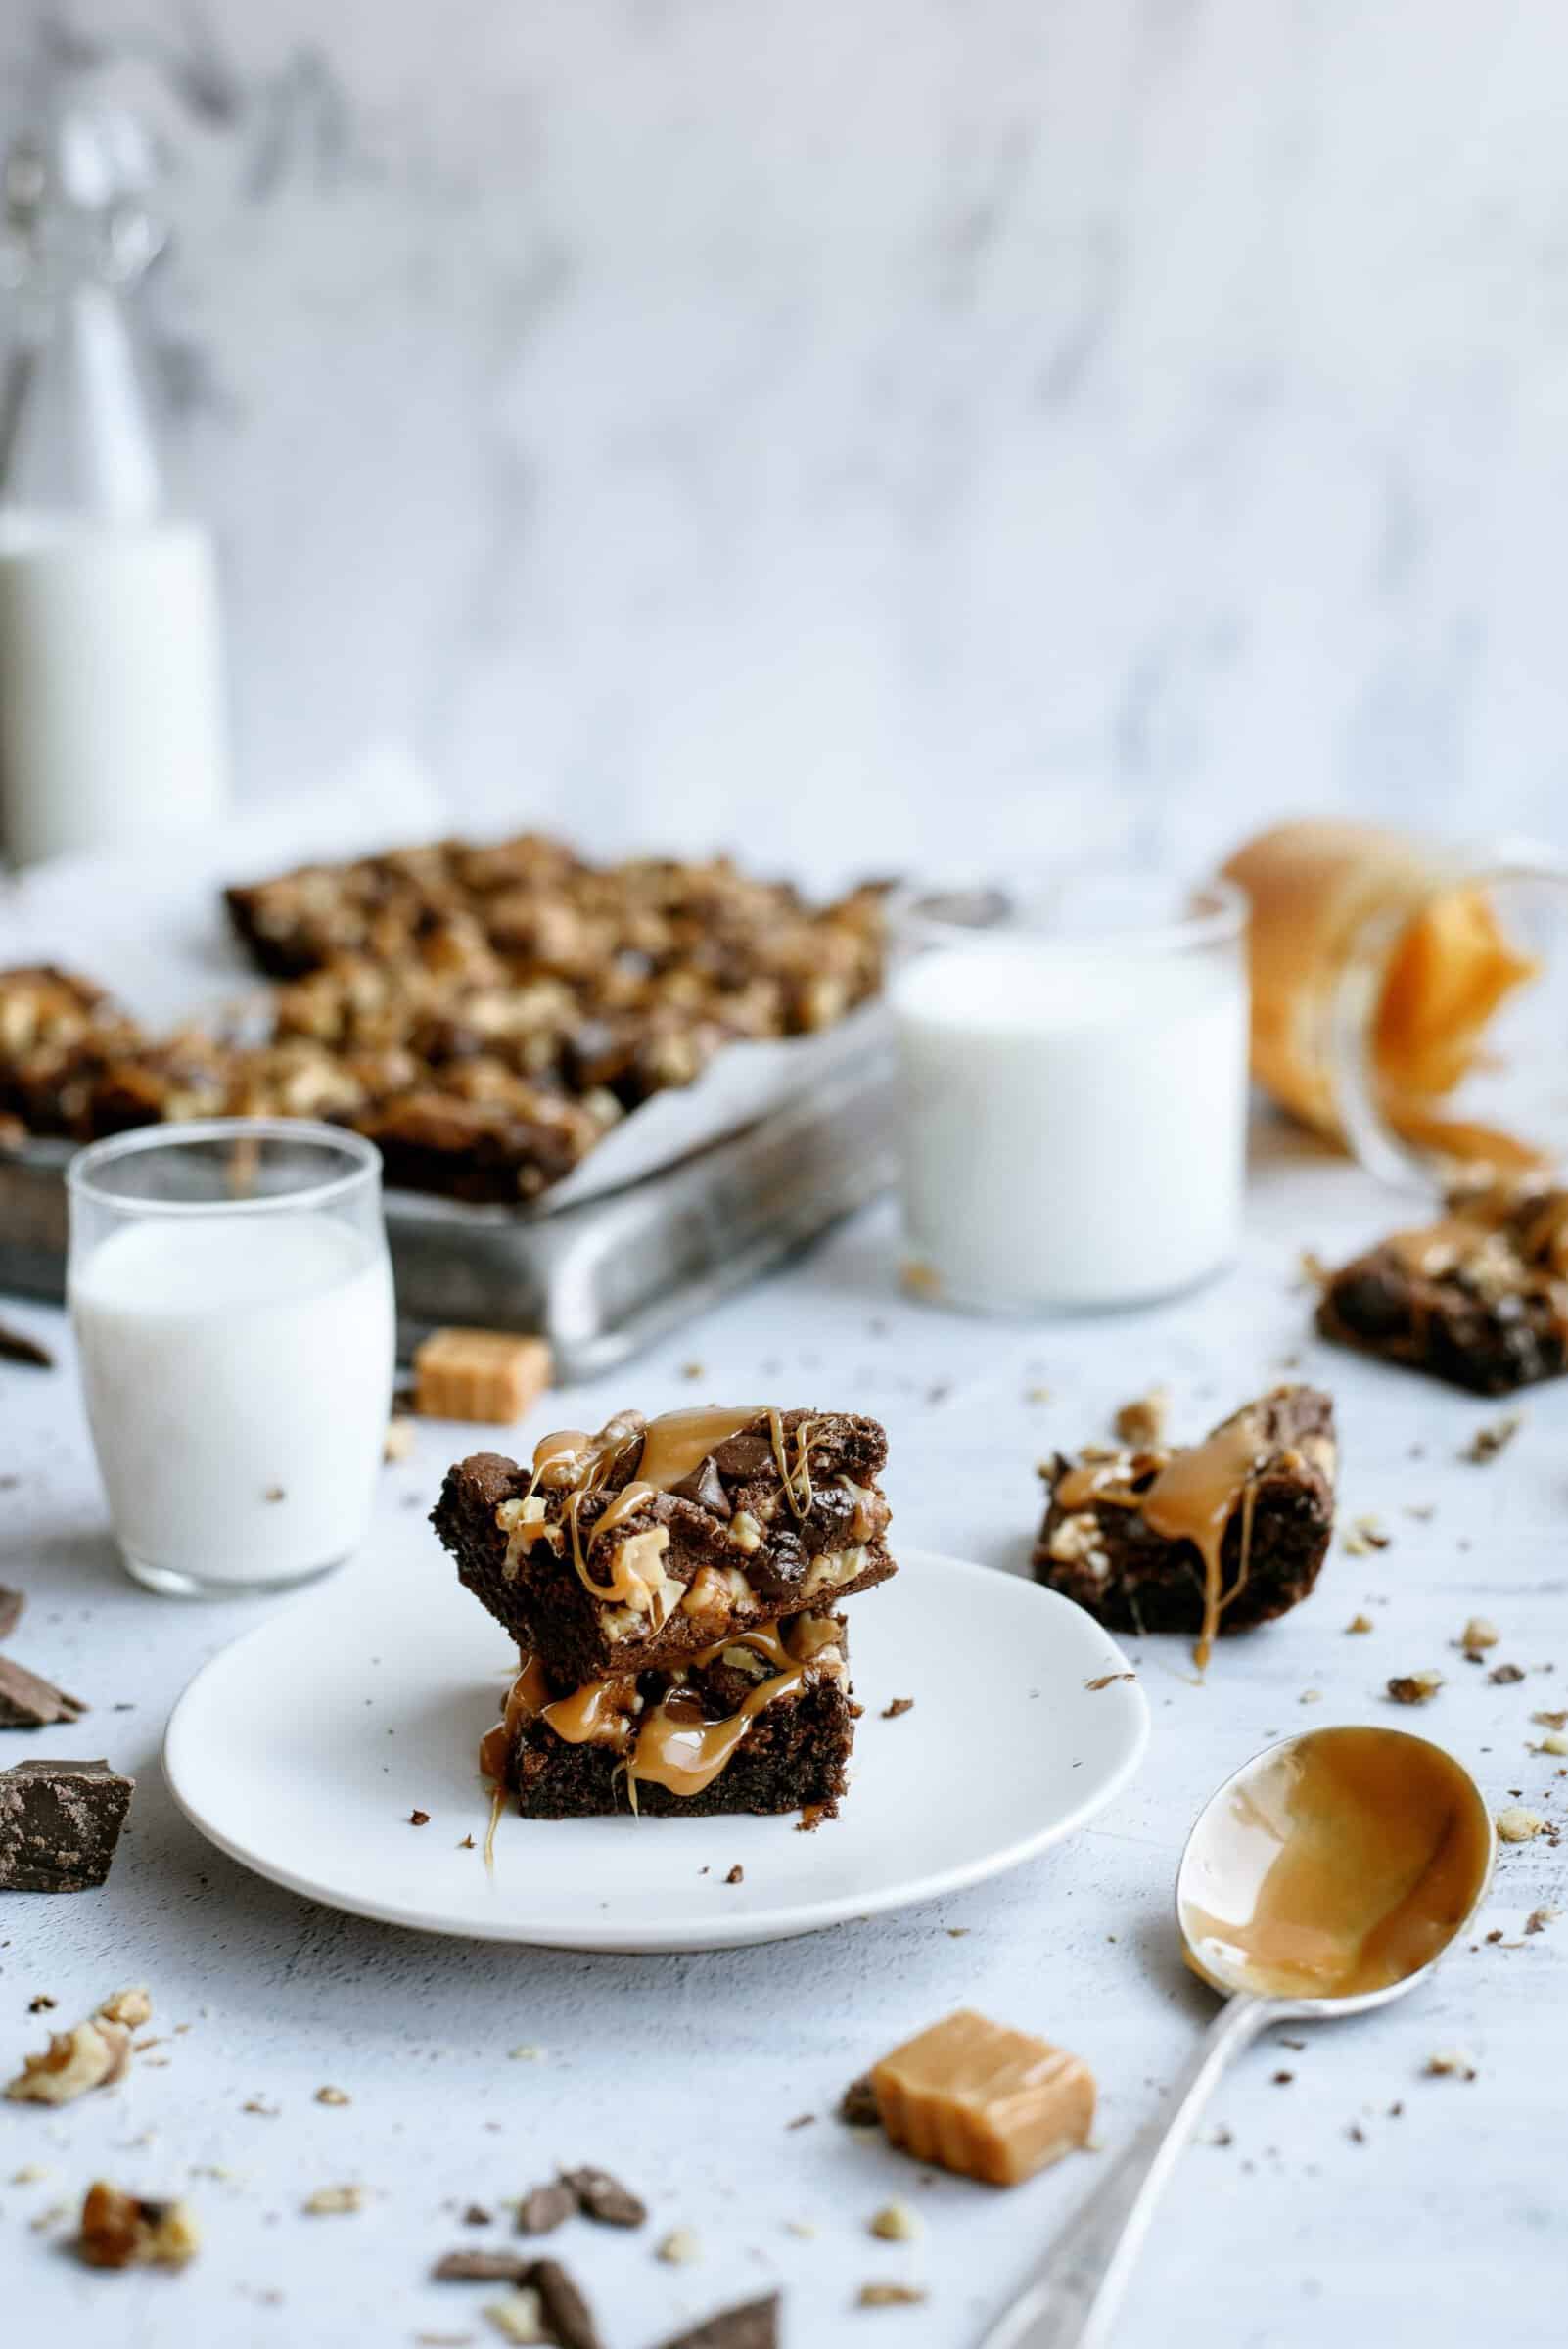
0;1757;133;1891
1317;1187;1568;1395
839;2074;881;2127
433;2248;532;2282
517;2180;577;2234
0;1656;86;1728
560;2166;646;2229
530;2257;603;2349
0;1586;23;1641
1033;1387;1337;1638
433;1407;894;1679
651;2295;780;2349
0;1319;52;1369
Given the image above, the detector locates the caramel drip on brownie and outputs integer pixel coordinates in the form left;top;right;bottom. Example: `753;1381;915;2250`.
479;1653;551;1785
540;1676;633;1748
630;1666;807;1799
1139;1418;1264;1675
634;1406;762;1491
767;1408;815;1518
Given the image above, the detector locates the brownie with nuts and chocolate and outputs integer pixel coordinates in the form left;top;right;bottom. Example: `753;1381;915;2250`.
1034;1386;1336;1662
483;1611;855;1822
433;1406;895;1682
1316;1185;1568;1395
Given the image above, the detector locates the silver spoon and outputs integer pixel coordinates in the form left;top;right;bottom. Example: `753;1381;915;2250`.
980;1724;1496;2349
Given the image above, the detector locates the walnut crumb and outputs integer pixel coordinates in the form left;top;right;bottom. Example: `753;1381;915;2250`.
1490;1662;1526;1685
1345;1614;1375;1635
1299;1689;1322;1705
1525;1907;1559;1933
881;1696;914;1719
1343;1514;1391;1557
724;1865;744;1886
303;2185;365;2215
1424;2050;1478;2081
1112;1389;1169;1447
1463;1414;1522;1464
26;1995;56;2013
656;2226;702;2264
785;2218;817;2238
314;2086;350;2106
76;2182;200;2270
409;1809;431;1826
383;1418;416;1463
868;2201;921;2242
1387;1672;1443;1706
1497;1805;1547;1843
484;2287;546;2342
1459;1617;1499;1654
1538;1731;1568;1757
858;2282;927;2307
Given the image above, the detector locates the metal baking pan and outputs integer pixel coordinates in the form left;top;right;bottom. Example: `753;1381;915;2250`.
0;1036;896;1379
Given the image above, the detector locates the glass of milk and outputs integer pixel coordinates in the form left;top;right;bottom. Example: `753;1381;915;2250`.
890;871;1250;1313
67;1121;395;1597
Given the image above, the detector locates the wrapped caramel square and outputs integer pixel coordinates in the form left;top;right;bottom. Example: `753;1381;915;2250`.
870;2007;1095;2186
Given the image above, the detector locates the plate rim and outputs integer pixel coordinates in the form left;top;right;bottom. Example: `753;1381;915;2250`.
162;1546;1151;1951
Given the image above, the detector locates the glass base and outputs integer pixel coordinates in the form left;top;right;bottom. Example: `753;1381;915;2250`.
903;1252;1236;1320
118;1548;349;1601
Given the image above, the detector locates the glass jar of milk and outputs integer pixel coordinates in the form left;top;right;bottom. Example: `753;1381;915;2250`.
891;872;1249;1313
68;1122;395;1597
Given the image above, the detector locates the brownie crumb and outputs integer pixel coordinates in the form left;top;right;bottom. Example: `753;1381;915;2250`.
530;2257;603;2349
858;2282;927;2308
75;2181;199;2270
724;1864;744;1886
1464;1414;1523;1462
880;1697;914;1720
785;2113;815;2130
559;2165;646;2228
0;1320;53;1370
1345;1614;1375;1635
435;2248;531;2283
1490;1663;1526;1685
651;2295;779;2349
839;2074;881;2128
464;2203;494;2227
516;2181;576;2235
409;1809;431;1826
1387;1673;1443;1706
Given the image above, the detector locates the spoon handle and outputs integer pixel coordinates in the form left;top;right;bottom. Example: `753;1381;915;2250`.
976;1992;1272;2349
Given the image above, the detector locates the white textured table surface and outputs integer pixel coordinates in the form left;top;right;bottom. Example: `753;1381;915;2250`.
3;1126;1566;2349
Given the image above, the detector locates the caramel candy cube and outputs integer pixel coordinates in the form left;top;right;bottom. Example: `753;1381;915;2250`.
414;1329;552;1424
870;2008;1095;2186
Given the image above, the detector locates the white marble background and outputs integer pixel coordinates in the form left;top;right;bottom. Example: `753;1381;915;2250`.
4;0;1568;881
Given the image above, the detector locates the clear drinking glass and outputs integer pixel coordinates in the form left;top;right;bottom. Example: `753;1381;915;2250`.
890;870;1250;1314
67;1119;395;1597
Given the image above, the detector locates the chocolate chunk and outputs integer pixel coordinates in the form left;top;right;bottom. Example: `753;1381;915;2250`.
710;1432;772;1478
0;1657;87;1728
530;2257;603;2349
432;2248;532;2282
516;2179;576;2234
839;2073;881;2127
560;2164;646;2228
463;2203;493;2226
744;1526;809;1603
669;1455;732;1518
0;1586;23;1641
0;1757;133;1891
651;2294;780;2349
0;1320;53;1369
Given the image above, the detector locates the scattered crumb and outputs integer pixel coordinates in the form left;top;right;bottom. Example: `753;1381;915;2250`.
1537;1732;1568;1758
10;2163;49;2184
859;2283;927;2308
1025;1385;1052;1405
302;2185;364;2215
314;2087;350;2107
263;1485;285;1503
1271;2071;1294;2086
839;2075;881;2128
1535;1710;1568;1731
656;2226;702;2265
1497;1806;1547;1843
900;1261;942;1301
1343;1514;1391;1556
1491;1663;1526;1685
868;2201;921;2243
947;1928;969;1939
1347;2123;1366;2144
724;1865;744;1886
5;1988;151;2105
1463;1414;1522;1464
409;1810;431;1826
26;1995;56;2014
464;2205;493;2226
383;1418;416;1463
1425;2050;1478;2081
1387;1672;1443;1706
242;2098;278;2117
484;2288;546;2343
1208;2126;1233;2147
1525;1908;1559;1934
1298;1249;1330;1291
785;2114;815;2131
508;2046;542;2062
1299;1690;1322;1706
458;1834;477;1849
680;1361;704;1381
1460;1618;1499;1654
1345;1614;1375;1635
1112;1389;1168;1447
74;2182;199;2270
1084;1672;1136;1691
881;1697;915;1720
785;2219;817;2238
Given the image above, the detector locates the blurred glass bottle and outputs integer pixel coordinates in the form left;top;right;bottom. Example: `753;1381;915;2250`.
0;92;230;867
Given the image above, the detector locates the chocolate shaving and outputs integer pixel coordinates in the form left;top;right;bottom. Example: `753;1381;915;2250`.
0;1656;87;1728
0;1320;53;1369
0;1586;23;1641
651;2296;780;2349
530;2257;603;2349
559;2165;646;2228
516;2180;576;2235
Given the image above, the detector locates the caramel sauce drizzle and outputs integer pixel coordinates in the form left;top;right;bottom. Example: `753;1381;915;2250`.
1057;1416;1265;1674
629;1664;807;1799
533;1406;765;1590
767;1408;815;1518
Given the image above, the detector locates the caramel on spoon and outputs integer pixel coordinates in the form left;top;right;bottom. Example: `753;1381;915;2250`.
980;1726;1495;2349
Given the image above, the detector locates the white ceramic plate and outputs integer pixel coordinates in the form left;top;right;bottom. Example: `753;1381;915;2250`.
163;1531;1149;1952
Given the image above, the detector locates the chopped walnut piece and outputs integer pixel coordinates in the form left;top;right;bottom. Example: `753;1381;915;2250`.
1497;1805;1547;1842
1343;1515;1391;1557
1112;1389;1169;1448
303;2185;365;2214
1345;1614;1375;1635
1387;1672;1443;1706
1463;1414;1522;1464
868;2201;921;2242
6;2014;133;2105
484;2287;547;2343
657;2226;702;2265
97;1987;152;2030
1424;2050;1478;2081
1459;1617;1499;1654
881;1696;915;1719
724;1865;744;1886
858;2283;927;2307
315;2085;350;2106
75;2181;200;2270
1538;1731;1568;1758
1525;1907;1560;1932
1490;1662;1526;1684
517;2180;576;2235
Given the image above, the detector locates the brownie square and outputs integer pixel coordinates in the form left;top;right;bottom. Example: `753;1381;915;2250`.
1034;1386;1337;1643
434;1406;895;1681
1317;1187;1568;1395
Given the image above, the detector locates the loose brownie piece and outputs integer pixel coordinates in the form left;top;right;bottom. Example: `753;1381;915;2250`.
0;1656;86;1728
434;1406;895;1679
1316;1185;1568;1395
652;2297;780;2349
484;1612;855;1823
0;1758;134;1891
1034;1386;1336;1663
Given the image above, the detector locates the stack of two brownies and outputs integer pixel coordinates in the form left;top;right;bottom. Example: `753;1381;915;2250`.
433;1407;896;1823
